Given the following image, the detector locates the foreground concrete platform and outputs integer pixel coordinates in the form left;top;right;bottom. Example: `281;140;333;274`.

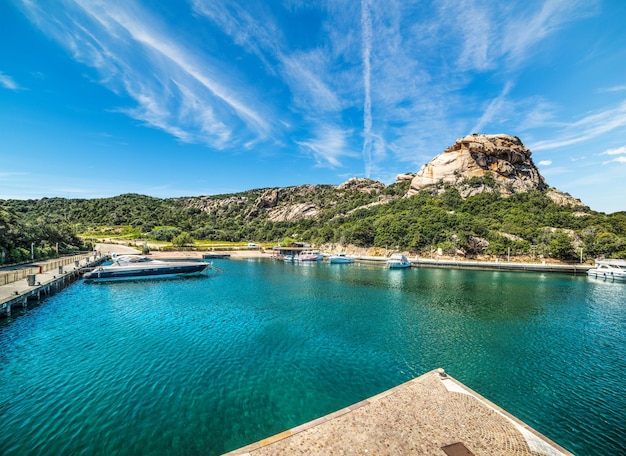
225;369;572;456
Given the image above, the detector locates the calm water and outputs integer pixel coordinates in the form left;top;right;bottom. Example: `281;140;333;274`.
1;260;625;455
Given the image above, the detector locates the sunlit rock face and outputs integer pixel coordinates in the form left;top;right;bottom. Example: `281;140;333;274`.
408;134;547;198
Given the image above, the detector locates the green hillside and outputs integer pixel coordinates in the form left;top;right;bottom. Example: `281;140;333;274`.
1;180;625;264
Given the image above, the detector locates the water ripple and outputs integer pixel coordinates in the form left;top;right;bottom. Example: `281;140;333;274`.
0;263;624;455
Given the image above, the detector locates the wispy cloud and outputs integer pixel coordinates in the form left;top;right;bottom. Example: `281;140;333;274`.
532;100;626;150
501;0;598;65
603;156;626;165
17;0;269;149
361;0;373;177
279;51;342;113
538;160;552;166
0;71;19;90
601;146;626;165
191;0;355;169
601;145;626;156
471;82;513;132
13;0;609;183
296;125;356;168
597;85;626;93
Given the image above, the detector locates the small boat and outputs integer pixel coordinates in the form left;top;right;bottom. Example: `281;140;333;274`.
387;253;412;269
587;259;626;282
298;250;323;262
329;253;355;264
83;255;212;282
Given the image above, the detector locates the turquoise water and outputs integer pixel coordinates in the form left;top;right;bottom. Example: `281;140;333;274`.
1;260;625;455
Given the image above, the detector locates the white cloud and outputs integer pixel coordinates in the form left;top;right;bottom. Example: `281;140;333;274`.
597;85;626;93
0;71;19;90
538;160;552;166
603;156;626;165
501;0;598;66
601;145;626;156
17;0;269;149
296;126;356;168
532;100;626;150
471;82;513;132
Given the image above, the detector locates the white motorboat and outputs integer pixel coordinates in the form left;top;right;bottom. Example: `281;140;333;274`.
84;255;212;282
298;250;323;261
387;253;412;269
587;259;626;282
329;253;355;264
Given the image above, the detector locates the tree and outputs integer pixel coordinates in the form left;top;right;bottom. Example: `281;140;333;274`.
548;233;576;261
172;232;194;247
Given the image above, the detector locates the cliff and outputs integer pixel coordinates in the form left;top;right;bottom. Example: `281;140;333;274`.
407;134;547;198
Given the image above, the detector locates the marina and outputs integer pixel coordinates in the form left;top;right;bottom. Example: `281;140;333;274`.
0;256;624;455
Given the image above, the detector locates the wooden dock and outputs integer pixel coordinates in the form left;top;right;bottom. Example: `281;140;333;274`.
0;254;108;319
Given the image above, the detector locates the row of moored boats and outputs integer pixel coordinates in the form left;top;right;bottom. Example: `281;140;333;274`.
278;251;412;268
83;253;626;283
82;252;413;283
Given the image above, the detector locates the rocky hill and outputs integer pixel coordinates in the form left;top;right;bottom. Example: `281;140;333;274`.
405;134;582;208
180;134;583;224
5;132;624;264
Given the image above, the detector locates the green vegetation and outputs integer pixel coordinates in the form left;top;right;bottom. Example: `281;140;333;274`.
2;183;625;265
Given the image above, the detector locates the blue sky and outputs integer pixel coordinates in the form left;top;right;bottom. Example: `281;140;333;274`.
1;0;625;213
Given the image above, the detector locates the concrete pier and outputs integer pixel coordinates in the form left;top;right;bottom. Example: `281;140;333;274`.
0;254;108;319
225;369;573;456
353;255;591;275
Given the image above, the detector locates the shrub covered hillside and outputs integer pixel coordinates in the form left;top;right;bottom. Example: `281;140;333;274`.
2;178;625;263
0;203;88;263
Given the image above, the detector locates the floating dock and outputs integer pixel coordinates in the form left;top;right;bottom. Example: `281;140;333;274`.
203;252;231;259
225;369;572;456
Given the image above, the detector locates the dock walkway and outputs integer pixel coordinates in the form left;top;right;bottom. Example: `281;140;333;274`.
226;369;573;456
354;255;591;274
0;253;107;318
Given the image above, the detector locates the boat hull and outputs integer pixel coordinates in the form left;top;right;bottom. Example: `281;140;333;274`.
329;258;355;264
84;263;210;282
586;259;626;282
387;254;412;269
587;270;626;282
387;263;411;269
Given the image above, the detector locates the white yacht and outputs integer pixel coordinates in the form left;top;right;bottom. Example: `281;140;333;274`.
329;253;355;264
298;250;323;261
84;255;212;282
587;259;626;282
387;253;412;269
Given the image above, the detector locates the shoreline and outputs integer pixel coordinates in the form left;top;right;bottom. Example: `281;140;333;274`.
94;244;592;275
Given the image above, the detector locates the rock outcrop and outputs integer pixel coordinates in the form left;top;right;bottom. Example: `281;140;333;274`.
408;134;547;198
395;173;416;182
545;189;585;208
338;177;385;193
